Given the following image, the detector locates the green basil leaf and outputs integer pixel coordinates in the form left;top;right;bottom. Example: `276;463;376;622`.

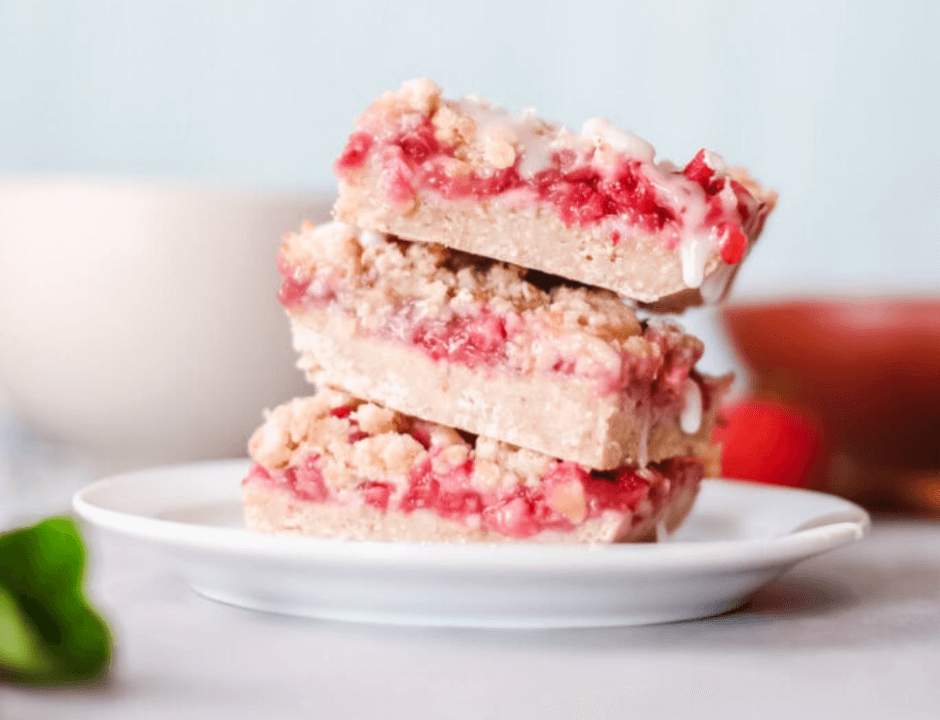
0;517;112;685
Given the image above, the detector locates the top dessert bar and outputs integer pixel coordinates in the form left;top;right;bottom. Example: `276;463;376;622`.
333;79;777;307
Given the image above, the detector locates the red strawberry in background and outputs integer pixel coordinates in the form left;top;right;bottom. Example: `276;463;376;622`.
713;399;825;488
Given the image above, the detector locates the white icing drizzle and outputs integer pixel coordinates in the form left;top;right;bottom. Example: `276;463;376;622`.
449;91;752;265
516;109;559;177
700;262;736;305
456;98;558;178
679;234;711;288
456;95;512;128
701;149;727;173
680;379;703;435
645;168;697;214
581;117;655;163
715;179;740;215
645;155;717;290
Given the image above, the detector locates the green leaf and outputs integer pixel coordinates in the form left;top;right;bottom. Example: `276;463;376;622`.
0;587;53;675
0;517;112;685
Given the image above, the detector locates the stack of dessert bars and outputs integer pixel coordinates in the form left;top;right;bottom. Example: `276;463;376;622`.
241;79;776;543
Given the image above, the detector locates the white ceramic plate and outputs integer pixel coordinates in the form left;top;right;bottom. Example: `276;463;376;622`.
73;459;869;628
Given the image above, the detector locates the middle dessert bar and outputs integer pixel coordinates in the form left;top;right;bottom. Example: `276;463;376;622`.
278;221;726;470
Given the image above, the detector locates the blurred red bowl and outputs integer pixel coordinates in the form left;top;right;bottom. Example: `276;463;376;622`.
720;298;940;509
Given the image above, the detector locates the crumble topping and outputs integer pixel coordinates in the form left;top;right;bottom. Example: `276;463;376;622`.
349;434;425;485
431;104;474;148
361;78;442;129
429;442;471;474
278;222;703;400
249;391;553;491
280;221;640;334
355;403;398;435
427;424;464;449
473;436;551;490
248;389;359;469
246;391;709;539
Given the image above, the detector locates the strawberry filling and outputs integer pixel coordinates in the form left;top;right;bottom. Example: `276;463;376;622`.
244;451;704;540
246;455;329;503
407;308;509;369
276;252;702;405
613;325;705;410
335;120;757;257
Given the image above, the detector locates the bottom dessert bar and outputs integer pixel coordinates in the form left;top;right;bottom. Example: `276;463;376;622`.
243;389;715;544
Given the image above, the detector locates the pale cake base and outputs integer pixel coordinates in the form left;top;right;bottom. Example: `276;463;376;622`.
290;310;718;471
242;474;700;544
334;175;729;307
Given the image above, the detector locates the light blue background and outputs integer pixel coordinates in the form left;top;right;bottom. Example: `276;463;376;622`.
2;0;939;298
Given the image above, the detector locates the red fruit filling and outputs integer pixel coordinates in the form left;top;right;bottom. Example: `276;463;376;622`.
334;131;374;173
275;253;338;309
715;221;748;264
608;325;704;408
684;149;757;263
243;455;327;502
400;457;483;520
357;480;395;511
408;309;509;369
284;455;329;502
277;253;703;404
334;120;756;258
245;447;704;539
242;462;274;488
276;255;312;308
682;149;726;195
532;156;676;232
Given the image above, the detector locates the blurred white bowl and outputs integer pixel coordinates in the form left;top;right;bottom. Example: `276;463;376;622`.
0;178;331;470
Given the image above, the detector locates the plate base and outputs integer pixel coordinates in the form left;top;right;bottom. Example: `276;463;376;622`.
73;460;870;629
190;583;753;628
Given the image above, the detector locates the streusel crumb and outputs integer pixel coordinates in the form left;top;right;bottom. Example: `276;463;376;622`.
250;392;616;495
249;389;357;469
432;104;476;148
361;78;441;130
278;222;707;390
354;403;398;435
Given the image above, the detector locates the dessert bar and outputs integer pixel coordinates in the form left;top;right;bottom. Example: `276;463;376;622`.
278;221;727;470
333;79;776;306
242;389;712;543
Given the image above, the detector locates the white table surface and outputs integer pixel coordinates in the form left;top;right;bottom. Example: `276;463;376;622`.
0;516;938;719
2;412;940;720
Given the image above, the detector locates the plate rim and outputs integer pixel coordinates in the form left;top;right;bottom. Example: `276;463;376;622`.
72;458;870;573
